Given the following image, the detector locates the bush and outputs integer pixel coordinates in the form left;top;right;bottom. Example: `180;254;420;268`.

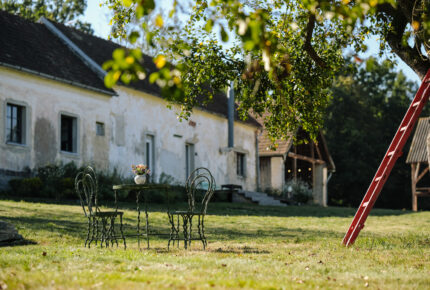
9;177;43;196
283;179;313;204
6;163;190;204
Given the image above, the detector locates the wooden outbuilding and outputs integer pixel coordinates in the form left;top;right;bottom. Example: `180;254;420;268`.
256;114;335;206
406;117;430;211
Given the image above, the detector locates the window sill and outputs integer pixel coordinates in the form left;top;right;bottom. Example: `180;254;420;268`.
5;142;29;150
60;150;80;159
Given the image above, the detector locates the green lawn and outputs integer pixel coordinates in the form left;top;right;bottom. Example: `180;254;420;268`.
0;199;429;289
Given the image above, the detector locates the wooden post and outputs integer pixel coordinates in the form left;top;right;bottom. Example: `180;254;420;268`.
411;163;418;211
293;146;297;181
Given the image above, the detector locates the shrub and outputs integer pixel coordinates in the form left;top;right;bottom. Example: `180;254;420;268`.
283;179;313;204
8;177;43;196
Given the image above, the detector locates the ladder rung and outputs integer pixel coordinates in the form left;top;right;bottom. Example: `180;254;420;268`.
362;202;369;207
400;126;408;132
413;101;420;107
388;151;395;157
375;176;382;182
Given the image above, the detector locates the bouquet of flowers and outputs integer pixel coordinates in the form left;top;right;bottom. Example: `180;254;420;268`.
132;164;150;175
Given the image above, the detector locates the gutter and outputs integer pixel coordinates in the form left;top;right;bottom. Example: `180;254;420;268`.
255;129;264;191
0;62;116;96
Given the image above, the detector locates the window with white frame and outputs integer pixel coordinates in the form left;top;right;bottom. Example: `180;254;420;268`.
61;114;77;153
236;152;246;177
6;103;26;144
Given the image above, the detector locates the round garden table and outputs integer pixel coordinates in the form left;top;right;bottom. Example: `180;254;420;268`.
112;184;170;250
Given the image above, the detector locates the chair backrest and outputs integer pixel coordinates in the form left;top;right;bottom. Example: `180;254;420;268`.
74;166;99;217
185;167;216;214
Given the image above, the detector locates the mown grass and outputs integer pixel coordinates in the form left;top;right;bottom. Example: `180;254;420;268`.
0;199;429;289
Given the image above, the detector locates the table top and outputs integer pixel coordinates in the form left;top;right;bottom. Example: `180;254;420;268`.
113;184;171;190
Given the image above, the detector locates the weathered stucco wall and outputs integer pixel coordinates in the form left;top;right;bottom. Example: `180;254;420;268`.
109;87;258;190
0;67;258;190
0;67;111;172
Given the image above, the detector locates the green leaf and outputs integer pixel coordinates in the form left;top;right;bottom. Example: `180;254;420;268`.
149;72;159;83
113;48;125;61
128;31;140;44
205;19;213;32
220;26;229;42
122;0;133;7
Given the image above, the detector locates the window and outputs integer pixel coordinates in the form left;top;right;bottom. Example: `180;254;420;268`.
185;143;195;179
237;152;246;177
96;122;105;136
61;115;77;153
145;134;154;174
6;103;25;144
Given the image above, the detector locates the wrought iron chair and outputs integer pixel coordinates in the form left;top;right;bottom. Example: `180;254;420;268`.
168;167;216;250
75;166;126;249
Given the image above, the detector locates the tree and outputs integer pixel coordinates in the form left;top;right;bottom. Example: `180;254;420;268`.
102;0;430;143
0;0;93;34
325;58;423;208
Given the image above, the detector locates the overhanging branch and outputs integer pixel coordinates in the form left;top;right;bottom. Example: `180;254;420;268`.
304;13;327;68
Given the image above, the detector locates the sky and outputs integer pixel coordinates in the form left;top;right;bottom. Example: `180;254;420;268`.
80;0;422;85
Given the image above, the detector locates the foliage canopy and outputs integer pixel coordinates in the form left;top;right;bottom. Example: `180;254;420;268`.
103;0;429;141
0;0;93;34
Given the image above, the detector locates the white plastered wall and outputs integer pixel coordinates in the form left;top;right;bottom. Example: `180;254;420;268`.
0;67;258;190
0;67;111;172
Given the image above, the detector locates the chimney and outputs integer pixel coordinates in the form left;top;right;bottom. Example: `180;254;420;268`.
228;81;234;148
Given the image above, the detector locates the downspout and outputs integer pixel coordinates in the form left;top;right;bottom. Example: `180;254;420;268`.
228;81;234;148
256;129;263;191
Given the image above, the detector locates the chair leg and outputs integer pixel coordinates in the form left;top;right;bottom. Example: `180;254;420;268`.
85;217;91;248
101;217;109;248
89;217;98;248
201;216;207;249
182;215;189;250
188;214;193;249
176;215;180;248
95;218;99;246
119;214;126;250
110;216;118;247
167;213;175;250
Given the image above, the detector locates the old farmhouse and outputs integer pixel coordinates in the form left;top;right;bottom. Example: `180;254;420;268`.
0;11;261;190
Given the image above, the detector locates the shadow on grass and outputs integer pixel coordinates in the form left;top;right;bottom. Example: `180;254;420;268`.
212;246;271;254
0;214;345;246
0;238;37;247
0;196;416;218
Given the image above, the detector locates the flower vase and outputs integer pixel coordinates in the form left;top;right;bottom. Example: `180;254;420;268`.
134;174;146;185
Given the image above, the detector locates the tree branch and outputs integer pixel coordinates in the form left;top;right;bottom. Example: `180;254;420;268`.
382;3;429;79
304;12;327;68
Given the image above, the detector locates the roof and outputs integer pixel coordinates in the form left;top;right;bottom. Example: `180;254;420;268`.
255;113;293;156
406;117;430;164
255;112;335;171
51;20;260;127
0;11;114;95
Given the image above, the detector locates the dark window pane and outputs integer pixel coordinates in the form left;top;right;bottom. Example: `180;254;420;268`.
61;115;76;152
6;104;24;144
96;122;105;136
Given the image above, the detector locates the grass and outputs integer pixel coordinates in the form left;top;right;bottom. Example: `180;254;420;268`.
0;199;429;289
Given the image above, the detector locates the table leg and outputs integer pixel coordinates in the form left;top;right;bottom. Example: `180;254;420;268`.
145;190;150;249
137;190;141;250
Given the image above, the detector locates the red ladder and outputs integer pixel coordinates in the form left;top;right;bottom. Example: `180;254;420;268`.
342;69;430;246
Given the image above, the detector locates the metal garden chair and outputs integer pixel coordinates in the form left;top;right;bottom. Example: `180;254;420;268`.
75;166;126;249
168;167;216;250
